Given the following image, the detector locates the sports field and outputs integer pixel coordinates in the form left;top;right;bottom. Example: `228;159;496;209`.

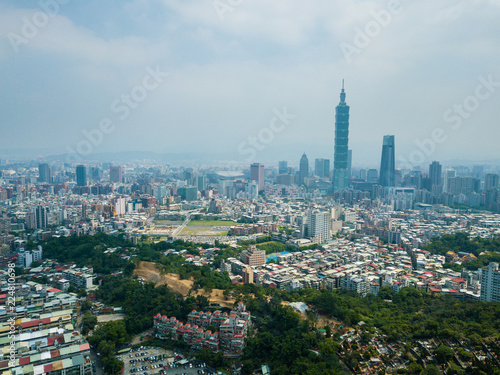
187;220;238;226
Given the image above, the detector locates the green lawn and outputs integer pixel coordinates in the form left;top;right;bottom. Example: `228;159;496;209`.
187;220;238;226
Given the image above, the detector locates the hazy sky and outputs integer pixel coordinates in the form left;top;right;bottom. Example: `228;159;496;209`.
1;0;500;167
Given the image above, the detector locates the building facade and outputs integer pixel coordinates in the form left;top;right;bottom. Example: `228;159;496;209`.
480;262;500;302
379;135;395;187
250;163;264;192
333;81;350;192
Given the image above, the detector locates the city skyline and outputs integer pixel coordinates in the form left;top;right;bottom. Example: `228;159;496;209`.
1;1;500;165
2;2;500;374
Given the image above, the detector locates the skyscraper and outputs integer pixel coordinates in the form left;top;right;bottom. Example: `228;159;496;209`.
379;135;395;187
485;173;500;191
315;158;330;178
333;81;350;191
278;161;288;175
34;205;48;229
299;153;309;185
429;161;443;195
110;165;123;183
38;163;52;183
443;169;456;193
250;163;264;191
76;165;87;187
347;149;352;179
197;175;206;191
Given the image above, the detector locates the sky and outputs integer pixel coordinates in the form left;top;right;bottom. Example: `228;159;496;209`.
1;0;500;168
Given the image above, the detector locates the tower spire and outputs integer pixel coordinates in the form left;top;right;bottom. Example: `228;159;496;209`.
339;79;346;104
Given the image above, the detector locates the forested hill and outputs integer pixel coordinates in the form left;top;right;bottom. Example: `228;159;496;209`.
424;232;500;271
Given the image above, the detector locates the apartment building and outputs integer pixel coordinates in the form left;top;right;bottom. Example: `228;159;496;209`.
480;262;500;302
153;302;250;355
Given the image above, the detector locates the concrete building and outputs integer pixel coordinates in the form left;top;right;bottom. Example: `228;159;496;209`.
333;81;350;192
315;158;330;178
480;262;500;302
307;210;330;244
250;163;265;192
240;245;266;267
379;135;396;187
62;268;93;289
17;246;43;269
109;165;123;183
242;266;254;284
76;165;87;187
299;154;309;186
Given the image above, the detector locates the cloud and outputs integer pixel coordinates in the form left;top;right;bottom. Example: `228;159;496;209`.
0;0;500;165
0;5;163;66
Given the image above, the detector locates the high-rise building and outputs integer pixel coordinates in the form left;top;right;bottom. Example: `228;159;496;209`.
250;163;265;191
485;173;500;191
480;263;500;302
307;210;330;244
448;176;479;195
315;158;330;178
347;149;352;178
240;245;266;267
38;163;52;183
76;165;87;187
34;205;48;229
17;246;43;269
379;135;395;187
299;153;309;186
197;175;206;191
444;169;456;193
242;266;254;284
110;166;123;183
278;161;288;175
429;161;443;195
246;181;259;200
367;169;378;184
81;201;87;220
277;174;294;186
90;166;101;181
333;80;350;191
178;186;198;202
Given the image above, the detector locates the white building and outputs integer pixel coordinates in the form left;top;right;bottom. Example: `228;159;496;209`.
17;246;43;268
307;210;330;244
480;262;500;302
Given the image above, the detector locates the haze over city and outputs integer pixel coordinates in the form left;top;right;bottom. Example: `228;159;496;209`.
1;0;500;166
4;2;500;375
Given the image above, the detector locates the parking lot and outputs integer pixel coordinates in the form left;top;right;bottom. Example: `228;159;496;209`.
118;346;215;375
119;346;173;375
163;362;214;375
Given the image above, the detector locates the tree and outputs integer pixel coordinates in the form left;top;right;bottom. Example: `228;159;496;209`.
435;345;454;364
81;313;97;335
324;325;332;338
447;363;465;375
67;285;77;293
407;362;423;374
421;364;442;375
81;301;93;312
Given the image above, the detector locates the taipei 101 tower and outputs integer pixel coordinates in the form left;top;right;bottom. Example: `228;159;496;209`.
333;80;350;192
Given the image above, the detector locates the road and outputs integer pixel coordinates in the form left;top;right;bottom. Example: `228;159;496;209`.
172;211;198;237
89;347;103;375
